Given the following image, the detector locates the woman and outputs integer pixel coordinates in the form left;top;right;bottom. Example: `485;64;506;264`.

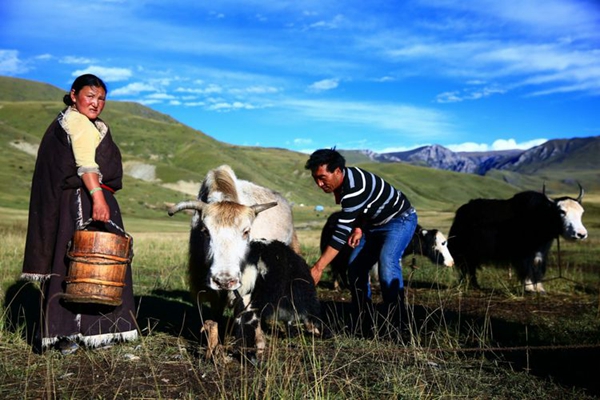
21;74;138;354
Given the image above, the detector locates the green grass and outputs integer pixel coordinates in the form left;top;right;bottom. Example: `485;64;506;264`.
1;197;599;398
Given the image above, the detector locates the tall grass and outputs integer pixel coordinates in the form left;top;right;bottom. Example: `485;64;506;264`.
1;210;599;398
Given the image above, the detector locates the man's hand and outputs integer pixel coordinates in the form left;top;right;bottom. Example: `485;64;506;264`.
311;246;340;286
310;264;325;285
348;227;363;248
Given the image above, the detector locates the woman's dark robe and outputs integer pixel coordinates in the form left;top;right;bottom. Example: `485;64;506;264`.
22;113;137;349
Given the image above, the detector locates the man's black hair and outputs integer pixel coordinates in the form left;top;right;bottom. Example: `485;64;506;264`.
304;148;346;173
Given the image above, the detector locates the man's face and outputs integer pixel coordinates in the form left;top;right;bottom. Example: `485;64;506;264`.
311;164;343;193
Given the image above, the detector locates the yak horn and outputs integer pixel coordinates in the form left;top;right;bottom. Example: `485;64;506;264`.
577;182;584;203
251;202;278;215
168;200;207;216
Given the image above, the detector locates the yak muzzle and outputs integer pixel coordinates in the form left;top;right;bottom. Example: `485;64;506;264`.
210;273;241;291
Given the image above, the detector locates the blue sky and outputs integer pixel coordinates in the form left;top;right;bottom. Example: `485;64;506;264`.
1;0;599;154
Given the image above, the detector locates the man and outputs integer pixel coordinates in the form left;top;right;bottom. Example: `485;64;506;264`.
305;148;417;332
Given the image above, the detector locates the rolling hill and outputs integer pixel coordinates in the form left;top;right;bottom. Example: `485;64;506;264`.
1;76;592;224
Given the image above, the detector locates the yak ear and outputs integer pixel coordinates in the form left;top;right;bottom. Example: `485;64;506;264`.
167;200;206;216
577;182;584;204
420;229;428;236
251;202;278;215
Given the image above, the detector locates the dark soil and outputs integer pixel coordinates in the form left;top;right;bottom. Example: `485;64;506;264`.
3;279;600;398
316;278;600;397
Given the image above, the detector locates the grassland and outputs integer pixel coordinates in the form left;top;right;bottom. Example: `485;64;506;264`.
1;75;600;398
1;195;600;399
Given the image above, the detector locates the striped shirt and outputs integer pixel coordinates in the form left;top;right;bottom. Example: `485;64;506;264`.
328;166;412;251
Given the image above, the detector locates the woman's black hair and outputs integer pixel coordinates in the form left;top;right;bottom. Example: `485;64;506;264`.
62;74;107;106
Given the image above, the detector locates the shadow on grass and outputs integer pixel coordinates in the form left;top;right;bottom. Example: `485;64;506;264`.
5;281;599;396
135;289;202;342
3;280;42;348
2;283;207;346
413;302;600;397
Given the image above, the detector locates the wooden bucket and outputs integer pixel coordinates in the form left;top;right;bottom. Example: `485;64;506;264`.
64;227;132;307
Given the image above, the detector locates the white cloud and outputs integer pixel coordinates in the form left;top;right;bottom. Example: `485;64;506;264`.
377;18;600;98
435;91;462;103
374;76;395;82
491;138;546;150
209;11;225;19
60;56;93;64
229;85;279;95
176;84;223;94
72;66;132;82
446;142;489;152
111;82;157;96
0;50;27;75
183;101;206;107
146;93;176;100
293;138;313;146
432;0;600;39
207;101;257;111
447;138;547;152
307;78;339;92
306;14;345;30
436;86;507;103
138;99;162;105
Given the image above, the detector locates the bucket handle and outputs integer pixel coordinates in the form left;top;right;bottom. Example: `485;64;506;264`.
74;218;134;262
79;218;132;240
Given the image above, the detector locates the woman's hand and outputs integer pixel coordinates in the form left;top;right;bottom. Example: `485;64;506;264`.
91;190;110;222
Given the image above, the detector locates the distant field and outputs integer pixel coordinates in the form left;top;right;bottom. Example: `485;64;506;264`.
1;193;599;398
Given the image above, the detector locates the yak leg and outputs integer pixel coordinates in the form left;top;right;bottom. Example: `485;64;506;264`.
524;252;547;294
524;278;536;293
535;282;546;294
290;231;302;255
201;320;222;361
234;309;266;363
524;279;546;294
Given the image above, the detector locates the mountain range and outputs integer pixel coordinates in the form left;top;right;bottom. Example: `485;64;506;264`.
341;137;600;177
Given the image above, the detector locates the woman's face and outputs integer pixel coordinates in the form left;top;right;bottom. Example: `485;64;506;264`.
70;85;106;120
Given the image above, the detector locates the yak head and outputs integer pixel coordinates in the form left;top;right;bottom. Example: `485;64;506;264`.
169;200;277;291
420;228;455;267
546;184;587;241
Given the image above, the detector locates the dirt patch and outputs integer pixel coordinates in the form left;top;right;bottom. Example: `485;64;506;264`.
123;161;157;181
9;140;38;156
161;180;201;196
